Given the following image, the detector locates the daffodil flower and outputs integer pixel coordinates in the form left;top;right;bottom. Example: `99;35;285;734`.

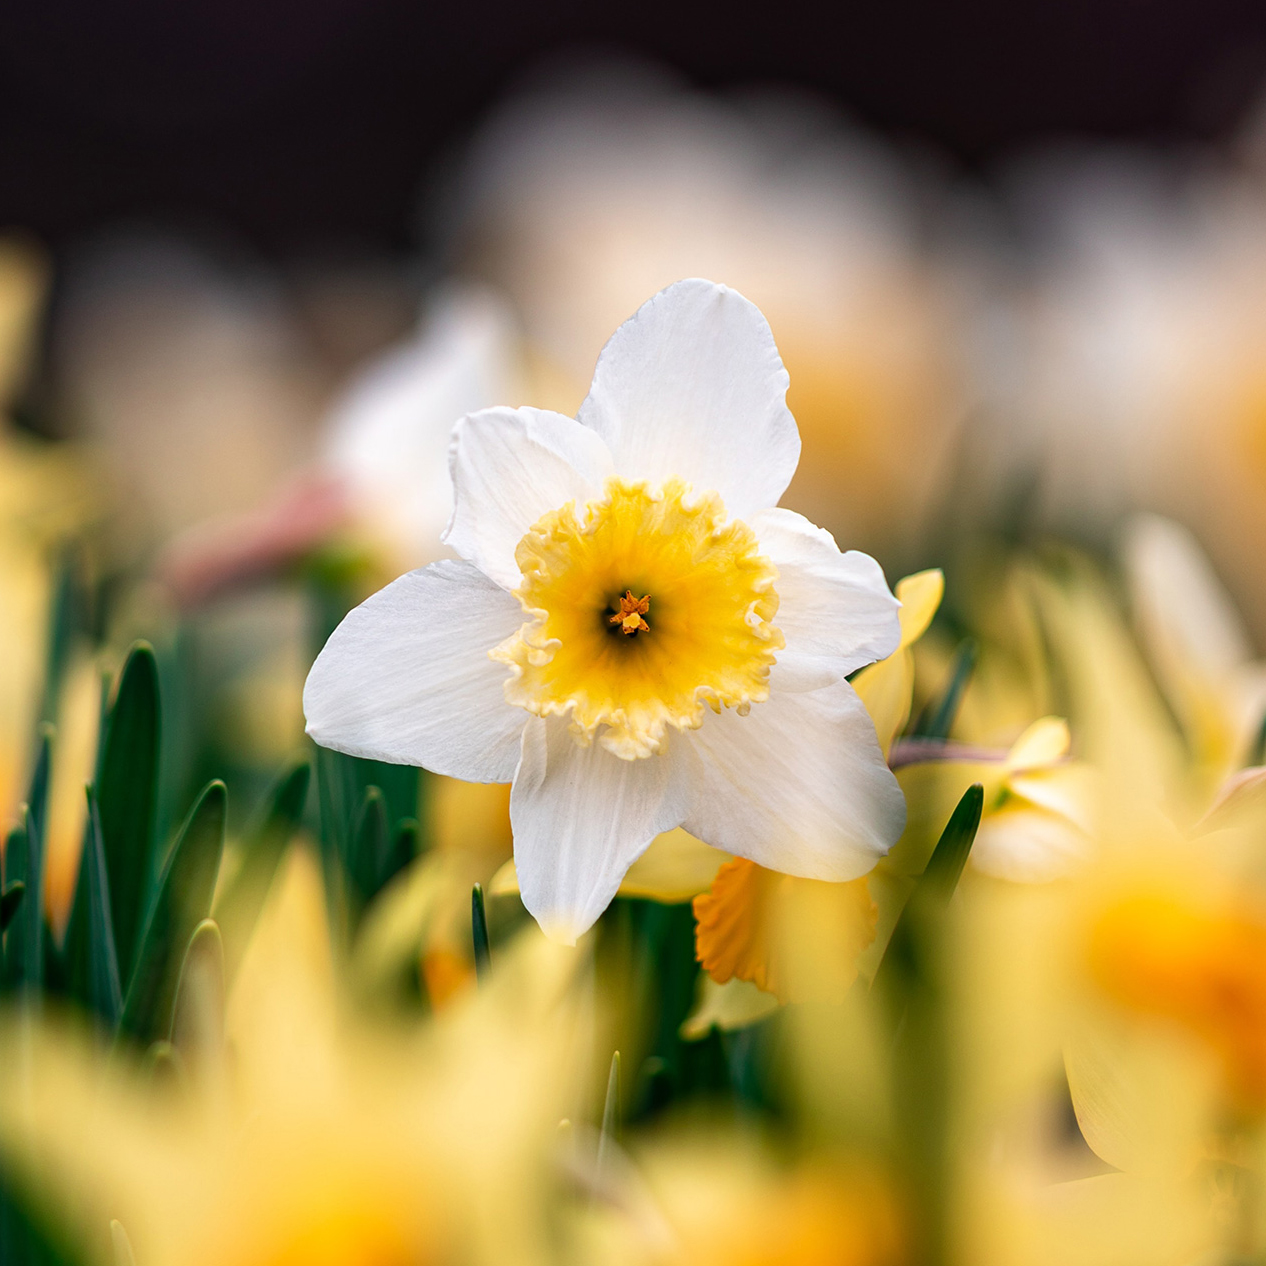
0;848;578;1266
851;568;944;758
879;717;1094;895
305;279;906;941
678;567;933;1026
1123;513;1266;790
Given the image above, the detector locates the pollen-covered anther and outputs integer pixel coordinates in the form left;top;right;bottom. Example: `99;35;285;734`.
610;590;651;635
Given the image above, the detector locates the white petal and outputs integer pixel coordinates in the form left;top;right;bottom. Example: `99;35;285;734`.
681;680;905;880
304;560;525;781
1123;513;1252;681
752;507;900;691
680;976;781;1040
322;285;518;562
576;279;800;518
511;719;690;942
445;406;614;588
970;805;1091;883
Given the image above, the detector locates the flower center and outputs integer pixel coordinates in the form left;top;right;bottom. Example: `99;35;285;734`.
609;589;651;635
492;477;783;760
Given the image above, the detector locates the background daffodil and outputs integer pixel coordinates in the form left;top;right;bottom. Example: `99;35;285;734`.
0;847;580;1266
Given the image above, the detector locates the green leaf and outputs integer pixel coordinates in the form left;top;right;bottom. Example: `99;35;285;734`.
39;552;80;729
24;728;51;861
42;921;66;997
0;1168;86;1266
872;783;984;996
2;810;43;991
349;785;390;909
110;1220;137;1266
871;784;982;1266
141;1040;187;1093
912;638;977;741
65;788;123;1026
1249;709;1266;767
316;745;355;909
119;780;225;1045
596;1049;621;1176
2;824;25;890
214;760;308;983
96;644;161;983
169;919;224;1068
5;731;53;992
384;818;418;890
0;883;24;935
315;746;419;906
471;883;491;981
917;781;985;902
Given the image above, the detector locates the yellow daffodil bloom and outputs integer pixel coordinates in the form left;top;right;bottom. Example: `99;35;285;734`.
852;569;943;759
683;568;939;1026
581;1138;906;1266
1124;513;1266;794
0;240;97;896
1088;888;1266;1113
0;847;580;1266
693;858;876;1004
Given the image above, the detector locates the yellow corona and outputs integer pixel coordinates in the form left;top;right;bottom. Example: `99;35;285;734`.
492;477;784;760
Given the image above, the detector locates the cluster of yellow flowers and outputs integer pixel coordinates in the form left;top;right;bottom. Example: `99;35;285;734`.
9;91;1266;1264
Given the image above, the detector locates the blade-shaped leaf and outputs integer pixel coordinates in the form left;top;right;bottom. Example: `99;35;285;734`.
142;1039;187;1093
111;1219;137;1266
1;825;24;988
872;784;982;1266
214;759;308;983
872;783;984;996
5;732;53;992
349;785;390;909
24;728;51;864
912;639;977;741
471;883;491;981
96;643;161;983
170;918;225;1071
596;1049;621;1176
0;883;24;935
2;810;42;991
40;552;80;728
316;746;419;900
918;781;985;902
0;1170;83;1266
119;780;225;1045
383;817;417;890
65;787;123;1027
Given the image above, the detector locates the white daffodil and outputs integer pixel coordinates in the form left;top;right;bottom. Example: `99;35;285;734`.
322;283;521;566
1123;512;1266;789
304;279;906;941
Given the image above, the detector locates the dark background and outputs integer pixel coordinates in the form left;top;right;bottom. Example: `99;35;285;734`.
2;0;1266;256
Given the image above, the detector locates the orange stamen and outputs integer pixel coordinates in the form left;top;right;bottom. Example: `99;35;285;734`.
609;589;651;635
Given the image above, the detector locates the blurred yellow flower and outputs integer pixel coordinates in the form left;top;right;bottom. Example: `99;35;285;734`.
1088;888;1266;1113
0;240;97;871
1124;513;1266;794
0;846;581;1266
587;1140;906;1266
693;858;875;1004
852;568;943;758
